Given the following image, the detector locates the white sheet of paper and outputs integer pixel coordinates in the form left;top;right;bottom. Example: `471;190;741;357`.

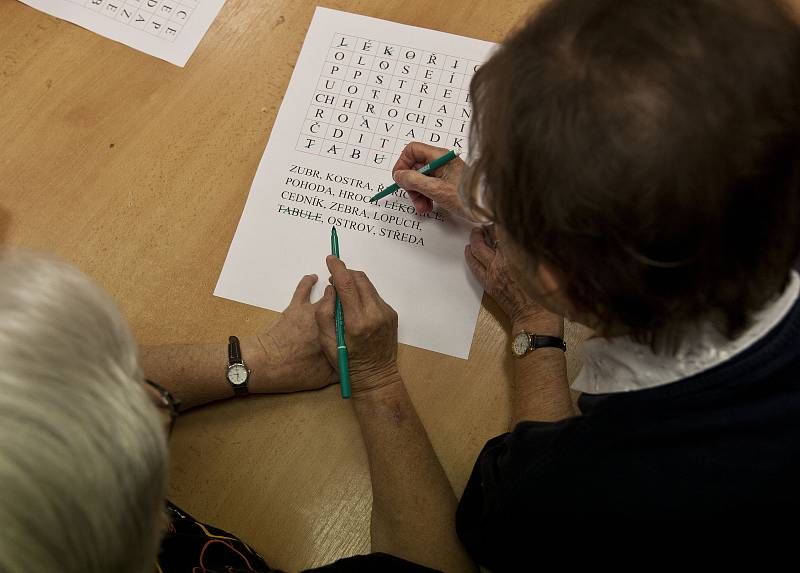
215;8;497;359
17;0;224;66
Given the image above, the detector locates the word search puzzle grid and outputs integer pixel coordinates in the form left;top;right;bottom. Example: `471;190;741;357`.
65;0;197;42
297;34;479;169
216;9;495;358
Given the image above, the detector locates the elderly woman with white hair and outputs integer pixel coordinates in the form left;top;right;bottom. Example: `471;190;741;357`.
0;252;169;572
0;251;444;573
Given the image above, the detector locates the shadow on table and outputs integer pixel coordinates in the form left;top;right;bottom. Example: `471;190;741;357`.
0;206;9;245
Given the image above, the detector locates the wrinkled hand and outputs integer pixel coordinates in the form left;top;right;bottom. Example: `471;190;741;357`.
466;227;563;333
255;274;339;393
316;256;400;393
391;142;469;218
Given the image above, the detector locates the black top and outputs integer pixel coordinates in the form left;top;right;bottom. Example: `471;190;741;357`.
456;298;800;570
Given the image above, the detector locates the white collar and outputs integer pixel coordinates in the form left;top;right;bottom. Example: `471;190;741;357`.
572;271;800;395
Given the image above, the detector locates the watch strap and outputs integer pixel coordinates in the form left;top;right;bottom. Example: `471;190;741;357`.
531;334;567;352
231;379;249;397
227;336;249;397
228;336;242;365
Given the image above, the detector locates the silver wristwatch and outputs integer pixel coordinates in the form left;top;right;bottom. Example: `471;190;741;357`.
226;336;250;396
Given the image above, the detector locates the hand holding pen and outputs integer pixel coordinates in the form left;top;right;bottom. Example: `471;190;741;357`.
315;249;400;396
379;143;471;219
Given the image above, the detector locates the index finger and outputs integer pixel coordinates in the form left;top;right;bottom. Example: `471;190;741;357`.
392;142;450;174
326;255;361;313
351;269;383;306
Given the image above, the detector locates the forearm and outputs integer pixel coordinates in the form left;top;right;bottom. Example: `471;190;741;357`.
139;336;273;410
510;317;575;427
353;369;477;573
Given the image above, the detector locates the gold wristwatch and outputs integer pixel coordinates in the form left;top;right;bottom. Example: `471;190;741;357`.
511;331;566;358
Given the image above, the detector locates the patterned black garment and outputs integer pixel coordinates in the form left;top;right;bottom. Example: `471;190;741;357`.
157;501;440;573
157;502;276;573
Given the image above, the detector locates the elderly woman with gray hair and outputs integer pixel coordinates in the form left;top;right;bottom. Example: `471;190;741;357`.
0;251;444;573
0;252;168;572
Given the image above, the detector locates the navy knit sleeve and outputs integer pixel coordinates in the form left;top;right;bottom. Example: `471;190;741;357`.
455;417;589;570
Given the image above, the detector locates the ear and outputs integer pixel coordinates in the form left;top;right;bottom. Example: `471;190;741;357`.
537;261;563;294
535;262;581;321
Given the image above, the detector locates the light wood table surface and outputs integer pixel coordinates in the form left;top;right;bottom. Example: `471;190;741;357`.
0;0;596;570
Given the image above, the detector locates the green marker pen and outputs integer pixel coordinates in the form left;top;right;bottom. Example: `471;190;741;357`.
331;226;351;399
369;149;461;203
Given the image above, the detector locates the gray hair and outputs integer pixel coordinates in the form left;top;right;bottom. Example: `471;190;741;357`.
0;251;167;573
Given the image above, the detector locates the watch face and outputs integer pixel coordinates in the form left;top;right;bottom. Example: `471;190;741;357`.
227;363;248;385
512;332;530;357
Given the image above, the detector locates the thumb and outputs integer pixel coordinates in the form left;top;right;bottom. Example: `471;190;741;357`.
289;273;318;306
314;284;336;331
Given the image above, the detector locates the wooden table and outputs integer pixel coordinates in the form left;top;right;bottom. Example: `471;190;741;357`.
0;0;594;570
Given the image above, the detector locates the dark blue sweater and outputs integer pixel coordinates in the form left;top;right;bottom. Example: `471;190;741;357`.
456;298;800;570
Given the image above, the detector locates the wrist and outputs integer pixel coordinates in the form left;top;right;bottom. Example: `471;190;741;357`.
511;314;564;338
510;302;563;332
241;335;275;394
350;363;403;400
